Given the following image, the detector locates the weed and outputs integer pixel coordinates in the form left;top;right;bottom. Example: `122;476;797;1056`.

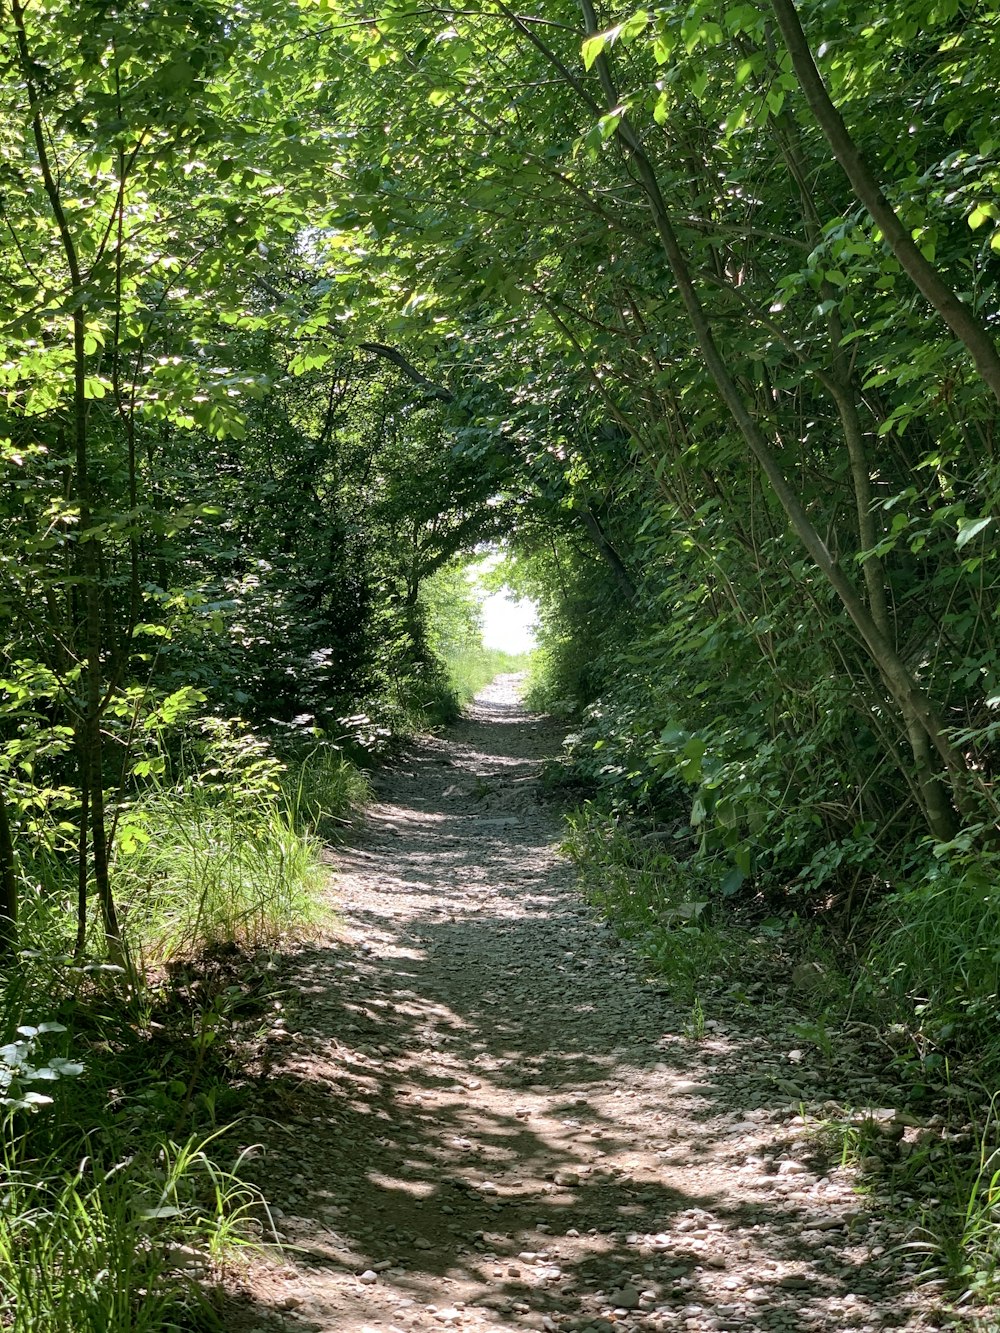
790;1015;836;1061
281;743;370;841
866;854;1000;1084
898;1096;1000;1306
686;997;706;1041
116;788;324;962
0;1132;258;1331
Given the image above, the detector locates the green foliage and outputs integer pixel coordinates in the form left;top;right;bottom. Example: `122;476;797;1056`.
0;1134;255;1332
114;717;349;961
0;890;270;1331
564;804;766;1003
6;0;1000;1308
866;849;1000;1080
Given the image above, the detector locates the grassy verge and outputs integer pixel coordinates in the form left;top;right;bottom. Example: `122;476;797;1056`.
0;731;364;1330
562;802;1000;1313
562;803;841;1006
442;644;533;710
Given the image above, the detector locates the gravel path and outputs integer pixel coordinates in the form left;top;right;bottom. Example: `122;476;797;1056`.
232;676;945;1333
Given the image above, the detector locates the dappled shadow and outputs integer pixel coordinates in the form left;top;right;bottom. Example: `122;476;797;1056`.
220;680;914;1332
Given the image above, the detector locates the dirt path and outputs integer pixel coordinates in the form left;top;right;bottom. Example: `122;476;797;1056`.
232;677;942;1333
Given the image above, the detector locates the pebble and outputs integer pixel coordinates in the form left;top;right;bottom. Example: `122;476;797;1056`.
777;1160;808;1175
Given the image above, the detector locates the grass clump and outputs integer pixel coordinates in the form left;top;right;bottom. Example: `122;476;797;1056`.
116;788;324;963
0;1133;257;1332
282;743;370;841
116;722;364;963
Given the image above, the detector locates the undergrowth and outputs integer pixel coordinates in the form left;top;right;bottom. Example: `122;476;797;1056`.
0;719;359;1329
562;803;823;1004
563;801;1000;1310
0;909;272;1331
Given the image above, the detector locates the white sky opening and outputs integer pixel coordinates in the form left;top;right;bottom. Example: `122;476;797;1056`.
480;587;538;654
469;548;538;654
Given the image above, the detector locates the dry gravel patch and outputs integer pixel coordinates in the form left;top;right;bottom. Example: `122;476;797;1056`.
227;676;955;1333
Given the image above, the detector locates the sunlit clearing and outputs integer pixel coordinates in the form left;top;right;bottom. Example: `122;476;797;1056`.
481;587;537;653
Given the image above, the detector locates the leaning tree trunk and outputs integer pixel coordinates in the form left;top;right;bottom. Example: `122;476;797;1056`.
567;0;964;839
769;0;1000;407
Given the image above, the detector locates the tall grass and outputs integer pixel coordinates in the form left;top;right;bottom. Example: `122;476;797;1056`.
116;788;324;962
563;805;748;1002
0;1134;257;1332
443;644;532;709
114;735;365;962
866;853;1000;1075
0;901;263;1332
281;744;370;842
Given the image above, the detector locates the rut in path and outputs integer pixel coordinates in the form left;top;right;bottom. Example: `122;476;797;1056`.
234;677;935;1333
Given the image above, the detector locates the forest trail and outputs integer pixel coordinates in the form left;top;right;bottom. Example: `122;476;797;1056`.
232;678;937;1333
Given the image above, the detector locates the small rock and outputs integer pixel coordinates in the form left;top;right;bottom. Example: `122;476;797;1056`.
606;1284;641;1310
778;1160;808;1175
359;1270;379;1285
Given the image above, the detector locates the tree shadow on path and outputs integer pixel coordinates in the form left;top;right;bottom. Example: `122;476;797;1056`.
221;683;915;1333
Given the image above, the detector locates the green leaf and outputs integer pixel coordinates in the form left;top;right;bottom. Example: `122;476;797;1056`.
956;516;993;548
582;10;648;70
969;202;998;230
581;32;608;71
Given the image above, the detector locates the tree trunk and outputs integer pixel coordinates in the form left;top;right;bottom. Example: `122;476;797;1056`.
13;0;124;956
0;775;18;953
769;0;1000;407
576;506;637;602
574;0;962;839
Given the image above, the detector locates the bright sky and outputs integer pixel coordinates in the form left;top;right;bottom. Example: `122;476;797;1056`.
480;587;538;654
